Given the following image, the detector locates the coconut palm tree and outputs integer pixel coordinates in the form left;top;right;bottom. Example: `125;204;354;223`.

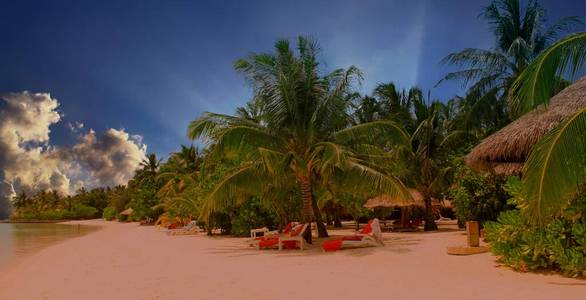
188;36;411;243
140;153;161;175
439;0;580;130
508;32;586;224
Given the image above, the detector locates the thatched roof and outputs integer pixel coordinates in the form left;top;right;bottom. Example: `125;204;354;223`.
120;208;134;216
364;189;425;209
466;76;586;175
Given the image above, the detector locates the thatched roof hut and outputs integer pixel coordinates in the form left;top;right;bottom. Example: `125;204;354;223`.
120;208;134;216
466;76;586;175
364;189;425;209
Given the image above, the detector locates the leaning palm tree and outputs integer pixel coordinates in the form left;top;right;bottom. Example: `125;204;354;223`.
509;32;586;224
189;37;411;243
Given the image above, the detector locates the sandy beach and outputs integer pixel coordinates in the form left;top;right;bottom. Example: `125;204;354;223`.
0;220;584;300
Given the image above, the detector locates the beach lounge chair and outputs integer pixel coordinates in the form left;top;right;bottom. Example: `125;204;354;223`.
253;223;308;251
322;218;384;252
249;222;297;239
167;221;201;236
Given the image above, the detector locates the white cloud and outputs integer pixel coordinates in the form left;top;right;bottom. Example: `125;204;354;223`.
0;92;147;197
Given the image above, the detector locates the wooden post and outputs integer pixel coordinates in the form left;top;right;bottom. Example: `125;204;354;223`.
466;221;480;247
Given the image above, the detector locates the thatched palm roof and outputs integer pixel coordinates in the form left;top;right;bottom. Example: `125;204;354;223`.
120;208;134;216
364;189;425;209
466;76;586;175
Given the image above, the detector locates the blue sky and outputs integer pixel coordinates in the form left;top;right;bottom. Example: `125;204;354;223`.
1;0;584;157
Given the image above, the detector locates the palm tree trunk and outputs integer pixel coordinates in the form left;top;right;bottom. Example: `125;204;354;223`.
311;196;329;238
334;204;342;228
423;196;438;231
299;177;313;244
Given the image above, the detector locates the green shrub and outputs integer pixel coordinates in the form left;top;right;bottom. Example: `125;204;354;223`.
230;198;277;237
70;204;98;219
485;194;586;278
450;166;514;227
117;213;128;222
102;207;117;221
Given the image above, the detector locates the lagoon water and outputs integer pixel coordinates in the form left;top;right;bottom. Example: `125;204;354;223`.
0;223;99;270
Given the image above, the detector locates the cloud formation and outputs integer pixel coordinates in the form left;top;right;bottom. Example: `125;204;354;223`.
0;92;146;198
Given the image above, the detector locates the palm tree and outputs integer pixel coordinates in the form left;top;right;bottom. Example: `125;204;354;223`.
140;153;161;175
156;145;204;217
386;101;468;230
508;32;586;224
439;0;580;130
188;36;411;243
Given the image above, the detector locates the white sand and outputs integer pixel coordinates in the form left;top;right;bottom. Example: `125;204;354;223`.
0;220;583;300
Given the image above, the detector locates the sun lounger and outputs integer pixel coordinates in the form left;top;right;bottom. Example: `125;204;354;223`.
322;219;384;252
250;222;298;238
253;223;308;251
167;221;201;235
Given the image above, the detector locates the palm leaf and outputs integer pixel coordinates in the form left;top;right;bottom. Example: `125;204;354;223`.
510;32;586;114
522;107;586;225
334;120;410;148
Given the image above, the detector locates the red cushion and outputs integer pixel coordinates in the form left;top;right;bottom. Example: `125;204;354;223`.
283;223;293;234
258;238;279;248
290;224;306;236
258;238;299;249
322;239;343;252
342;235;363;241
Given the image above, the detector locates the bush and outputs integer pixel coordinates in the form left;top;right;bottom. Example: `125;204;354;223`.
230;198;277;237
70;204;98;219
117;213;128;222
485;194;586;278
102;207;117;221
450;166;514;227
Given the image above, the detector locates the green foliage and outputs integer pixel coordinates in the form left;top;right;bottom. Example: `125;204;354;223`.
521;107;586;225
229;197;277;237
450;165;513;226
70;204;98;219
510;32;586;114
102;207;117;221
485;194;586;278
0;195;11;220
117;213;128;222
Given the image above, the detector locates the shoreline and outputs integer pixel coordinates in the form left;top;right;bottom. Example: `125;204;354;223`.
0;220;584;299
0;221;102;273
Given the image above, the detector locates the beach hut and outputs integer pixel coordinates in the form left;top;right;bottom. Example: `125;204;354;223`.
364;189;425;230
465;77;586;175
364;189;424;209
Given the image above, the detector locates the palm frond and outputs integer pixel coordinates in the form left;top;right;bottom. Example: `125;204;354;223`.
334;120;410;148
199;162;270;220
334;160;412;201
510;32;586;114
213;126;282;159
522;107;586;225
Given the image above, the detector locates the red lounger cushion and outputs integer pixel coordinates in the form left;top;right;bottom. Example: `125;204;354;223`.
258;237;298;249
322;239;344;252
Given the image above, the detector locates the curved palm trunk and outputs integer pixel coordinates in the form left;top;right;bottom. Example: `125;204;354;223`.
299;177;314;244
423;195;438;231
311;196;329;238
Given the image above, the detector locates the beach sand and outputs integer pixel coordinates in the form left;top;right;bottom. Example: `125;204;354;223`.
0;219;584;300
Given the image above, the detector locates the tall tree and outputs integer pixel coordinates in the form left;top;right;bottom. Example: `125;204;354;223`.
189;36;411;243
439;0;580;132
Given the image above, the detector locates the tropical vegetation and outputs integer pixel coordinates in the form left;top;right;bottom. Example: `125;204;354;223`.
3;0;585;278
